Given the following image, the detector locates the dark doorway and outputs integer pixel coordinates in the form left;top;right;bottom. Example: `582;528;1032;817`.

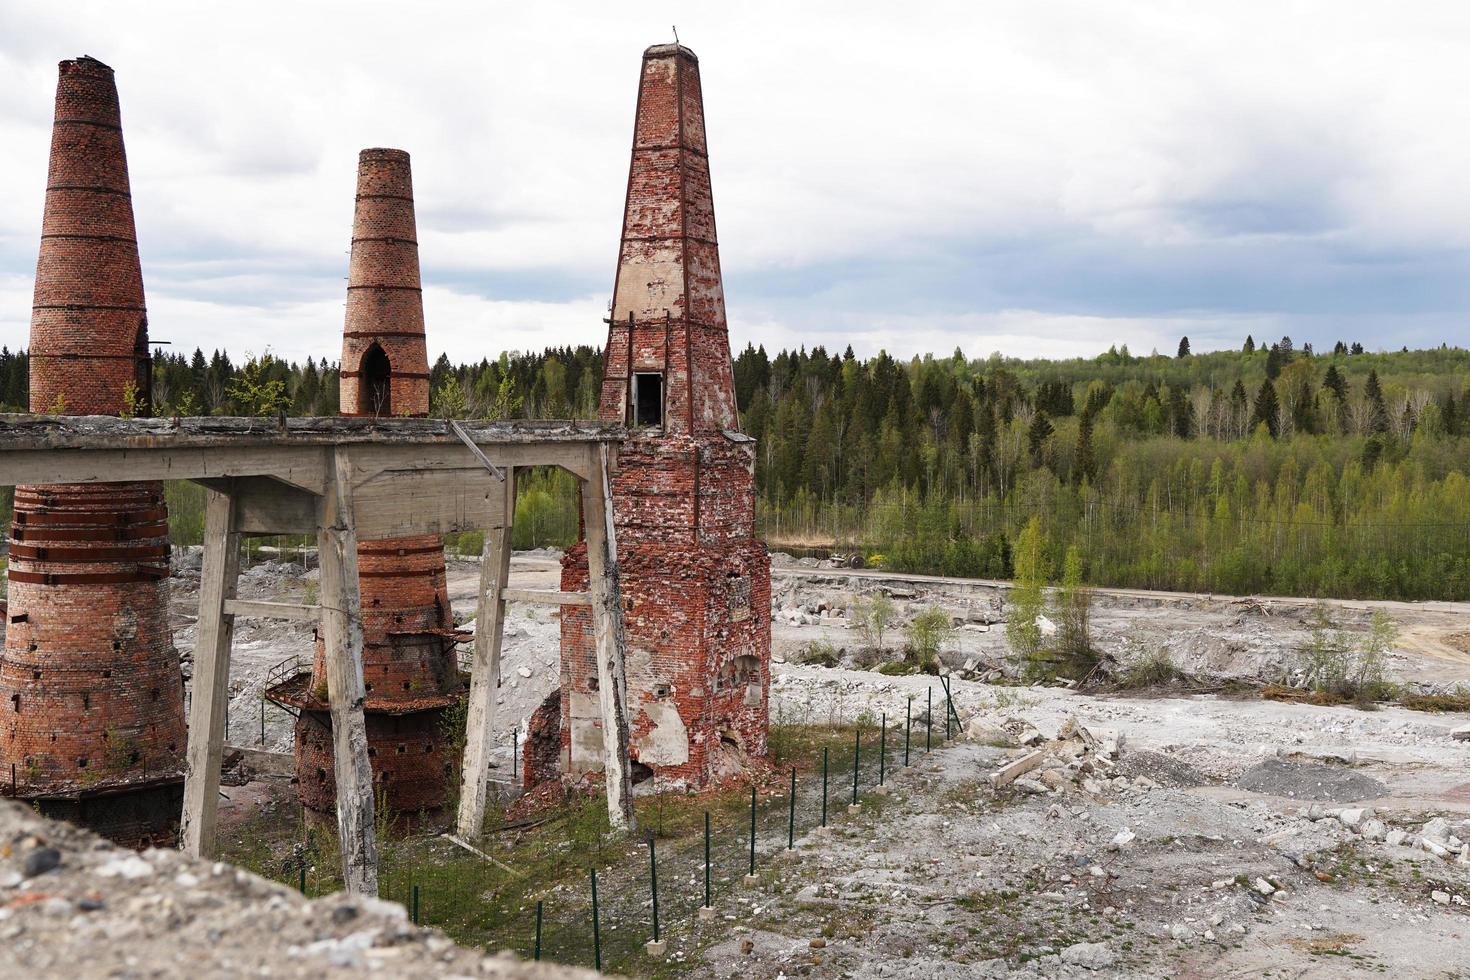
360;343;392;417
634;372;663;428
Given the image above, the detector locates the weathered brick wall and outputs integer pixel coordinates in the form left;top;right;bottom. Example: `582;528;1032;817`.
293;706;452;815
1;59;185;842
292;147;459;815
545;44;771;792
26;58;152;417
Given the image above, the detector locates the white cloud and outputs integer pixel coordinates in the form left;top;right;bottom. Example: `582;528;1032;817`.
1;0;1468;364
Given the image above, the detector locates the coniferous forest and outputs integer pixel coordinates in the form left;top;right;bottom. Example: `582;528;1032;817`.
2;335;1469;601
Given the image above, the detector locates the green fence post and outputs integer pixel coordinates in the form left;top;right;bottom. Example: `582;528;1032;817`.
703;811;712;911
747;785;757;878
534;900;543;961
926;688;933;752
879;712;886;786
851;727;860;807
590;868;602;971
648;836;661;944
905;698;911;766
820;747;829;828
411;883;420;924
787;766;796;849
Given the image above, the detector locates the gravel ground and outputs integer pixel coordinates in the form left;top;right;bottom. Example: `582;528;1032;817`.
21;545;1467;977
0;799;589;979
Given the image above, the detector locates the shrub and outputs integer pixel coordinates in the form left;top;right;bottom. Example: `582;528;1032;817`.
1005;518;1049;661
797;639;839;668
904;606;954;672
876;660;918;676
1114;647;1183;689
1296;604;1398;705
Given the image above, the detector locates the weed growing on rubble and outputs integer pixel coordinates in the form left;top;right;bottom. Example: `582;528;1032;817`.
1114;647;1184;689
1295;605;1399;705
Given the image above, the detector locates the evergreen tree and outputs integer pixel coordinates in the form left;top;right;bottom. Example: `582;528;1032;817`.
1177;336;1191;358
1073;411;1096;485
1027;410;1054;467
1251;379;1280;437
1243;335;1256;354
1364;369;1389;434
1265;343;1284;379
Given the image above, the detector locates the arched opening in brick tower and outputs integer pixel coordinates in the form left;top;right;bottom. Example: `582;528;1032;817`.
132;318;152;417
359;343;392;417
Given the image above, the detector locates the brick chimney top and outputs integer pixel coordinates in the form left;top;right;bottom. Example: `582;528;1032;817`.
359;147;410;163
61;56;114;76
643;43;698;62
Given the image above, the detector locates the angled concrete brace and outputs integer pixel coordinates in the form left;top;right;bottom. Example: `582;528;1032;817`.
317;446;378;895
180;486;241;858
456;466;517;838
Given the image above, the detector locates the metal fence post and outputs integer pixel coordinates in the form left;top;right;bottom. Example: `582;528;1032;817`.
534;900;543;961
787;766;796;849
821;747;829;828
879;712;886;786
648;836;660;944
748;785;757;877
590;868;602;971
905;699;911;766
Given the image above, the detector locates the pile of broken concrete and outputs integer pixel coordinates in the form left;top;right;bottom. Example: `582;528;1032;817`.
975;715;1153;798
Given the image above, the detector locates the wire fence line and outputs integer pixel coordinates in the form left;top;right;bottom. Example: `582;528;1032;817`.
256;686;963;973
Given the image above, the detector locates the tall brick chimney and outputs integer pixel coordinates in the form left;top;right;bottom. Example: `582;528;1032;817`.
537;44;772;790
1;57;186;845
270;149;465;816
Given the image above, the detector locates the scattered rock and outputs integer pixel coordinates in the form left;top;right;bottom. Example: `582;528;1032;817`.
1432;890;1451;905
22;847;61;878
1060;941;1115;970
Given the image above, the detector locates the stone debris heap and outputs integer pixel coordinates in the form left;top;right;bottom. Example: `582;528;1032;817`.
0;799;588;978
0;57;186;846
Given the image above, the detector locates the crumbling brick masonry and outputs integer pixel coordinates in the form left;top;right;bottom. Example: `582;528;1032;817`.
535;43;772;791
1;57;185;846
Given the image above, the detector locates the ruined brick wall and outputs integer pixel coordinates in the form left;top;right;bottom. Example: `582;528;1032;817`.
548;44;771;791
294;708;451;814
1;59;185;843
292;148;460;814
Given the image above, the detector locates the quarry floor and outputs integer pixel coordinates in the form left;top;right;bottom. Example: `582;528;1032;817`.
159;549;1470;977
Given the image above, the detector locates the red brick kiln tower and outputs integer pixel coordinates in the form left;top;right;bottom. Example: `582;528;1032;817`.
0;57;186;845
269;149;464;816
532;44;771;790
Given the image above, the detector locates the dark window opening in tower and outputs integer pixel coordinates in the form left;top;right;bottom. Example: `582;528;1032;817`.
634;372;663;428
133;318;152;417
360;343;392;417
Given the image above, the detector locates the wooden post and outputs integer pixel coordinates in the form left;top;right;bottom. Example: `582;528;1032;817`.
581;443;634;831
180;487;240;858
318;446;378;895
456;467;516;838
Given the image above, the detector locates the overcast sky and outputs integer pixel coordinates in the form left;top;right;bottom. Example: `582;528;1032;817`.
1;1;1468;366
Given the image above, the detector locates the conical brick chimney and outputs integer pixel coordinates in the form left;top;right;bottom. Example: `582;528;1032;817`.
1;57;186;845
534;44;771;791
275;149;463;816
